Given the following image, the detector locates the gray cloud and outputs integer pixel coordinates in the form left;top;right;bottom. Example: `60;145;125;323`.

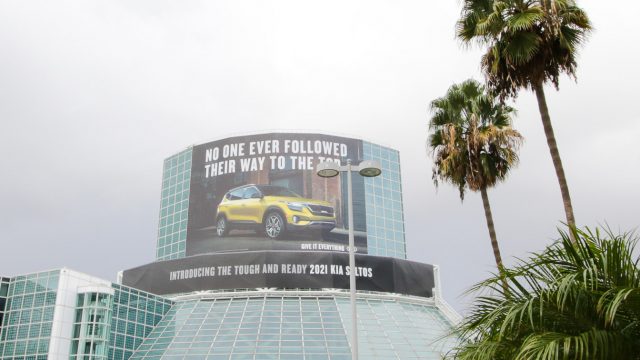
1;0;638;312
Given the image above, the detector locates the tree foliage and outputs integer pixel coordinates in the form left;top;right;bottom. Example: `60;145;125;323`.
429;79;523;275
456;0;592;234
457;0;592;99
450;227;640;360
429;79;522;200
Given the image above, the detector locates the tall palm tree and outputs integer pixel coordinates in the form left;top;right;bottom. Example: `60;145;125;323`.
429;79;522;273
457;0;592;235
449;226;640;359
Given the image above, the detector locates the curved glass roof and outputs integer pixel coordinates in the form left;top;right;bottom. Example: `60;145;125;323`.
130;293;455;360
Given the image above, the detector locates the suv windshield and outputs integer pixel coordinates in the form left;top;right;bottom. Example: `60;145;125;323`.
257;185;300;197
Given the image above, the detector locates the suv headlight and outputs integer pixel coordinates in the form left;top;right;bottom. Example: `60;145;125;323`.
287;202;306;212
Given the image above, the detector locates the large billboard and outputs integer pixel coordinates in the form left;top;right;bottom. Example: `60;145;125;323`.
122;251;435;298
186;133;368;256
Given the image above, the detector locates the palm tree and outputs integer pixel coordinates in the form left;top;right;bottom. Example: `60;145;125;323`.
429;79;523;273
449;226;640;359
456;0;592;236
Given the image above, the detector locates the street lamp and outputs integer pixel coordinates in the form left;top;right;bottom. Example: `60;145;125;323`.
316;159;382;360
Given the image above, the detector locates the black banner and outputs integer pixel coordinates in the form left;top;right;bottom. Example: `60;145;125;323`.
122;251;434;298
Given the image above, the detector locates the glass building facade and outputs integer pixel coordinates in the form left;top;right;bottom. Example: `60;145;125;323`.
108;285;173;360
0;270;172;360
156;148;193;261
128;290;455;360
154;136;407;261
0;132;459;359
0;270;58;359
0;277;9;339
0;276;458;360
71;290;114;359
362;141;406;259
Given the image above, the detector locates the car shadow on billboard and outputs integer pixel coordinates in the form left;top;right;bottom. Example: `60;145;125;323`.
185;226;367;256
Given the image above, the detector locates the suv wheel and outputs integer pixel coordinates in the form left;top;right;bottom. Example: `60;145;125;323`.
216;216;229;237
264;212;285;239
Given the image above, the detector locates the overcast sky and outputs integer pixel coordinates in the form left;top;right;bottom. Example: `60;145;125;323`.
1;0;638;312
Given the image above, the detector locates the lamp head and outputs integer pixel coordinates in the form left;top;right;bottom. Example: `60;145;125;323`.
358;160;382;177
316;161;341;178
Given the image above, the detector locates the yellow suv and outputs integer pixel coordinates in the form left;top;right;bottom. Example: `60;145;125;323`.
215;184;336;239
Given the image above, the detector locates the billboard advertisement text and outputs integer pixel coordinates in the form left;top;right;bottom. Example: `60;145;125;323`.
186;133;368;256
123;251;435;298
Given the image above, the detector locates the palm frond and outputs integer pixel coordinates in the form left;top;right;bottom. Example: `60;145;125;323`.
448;227;640;359
506;7;544;32
427;79;523;195
457;0;592;97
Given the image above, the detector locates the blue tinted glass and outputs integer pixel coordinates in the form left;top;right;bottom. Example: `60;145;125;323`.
363;142;406;259
156;148;193;261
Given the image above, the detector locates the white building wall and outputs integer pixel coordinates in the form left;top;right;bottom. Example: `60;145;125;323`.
47;269;113;359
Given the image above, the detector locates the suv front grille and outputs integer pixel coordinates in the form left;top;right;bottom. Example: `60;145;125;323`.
307;205;334;216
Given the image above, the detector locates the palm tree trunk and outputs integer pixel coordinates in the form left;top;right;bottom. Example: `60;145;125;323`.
480;186;509;294
533;82;577;238
480;186;504;271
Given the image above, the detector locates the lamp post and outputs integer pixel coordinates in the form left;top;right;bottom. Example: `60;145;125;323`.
316;159;382;360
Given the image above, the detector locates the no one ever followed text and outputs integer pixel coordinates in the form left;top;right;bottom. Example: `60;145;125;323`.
204;140;349;161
